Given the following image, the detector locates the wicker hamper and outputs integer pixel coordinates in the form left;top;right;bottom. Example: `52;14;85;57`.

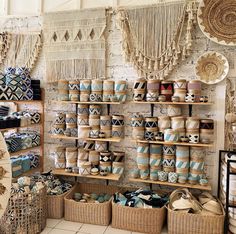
0;187;47;234
167;205;225;234
112;201;166;234
47;184;76;219
64;183;119;225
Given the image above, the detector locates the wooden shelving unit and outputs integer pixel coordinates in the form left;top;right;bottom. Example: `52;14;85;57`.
133;139;213;147
132;101;213;105
1;89;44;177
50;134;121;142
0;123;41;131
10;146;41;157
53;169;121;181
129;178;211;191
54;100;123;105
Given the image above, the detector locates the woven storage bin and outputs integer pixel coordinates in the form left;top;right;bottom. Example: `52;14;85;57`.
47;185;75;219
167;205;225;234
0;187;47;234
64;183;119;225
112;200;166;234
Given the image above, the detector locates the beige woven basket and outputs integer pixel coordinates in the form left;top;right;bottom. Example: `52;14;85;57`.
112;201;166;233
0;187;47;234
47;185;76;219
167;204;225;234
64;183;119;225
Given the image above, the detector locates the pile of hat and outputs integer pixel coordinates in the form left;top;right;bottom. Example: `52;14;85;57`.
73;192;112;203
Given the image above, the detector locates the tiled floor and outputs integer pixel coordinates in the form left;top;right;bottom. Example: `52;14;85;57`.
42;219;168;234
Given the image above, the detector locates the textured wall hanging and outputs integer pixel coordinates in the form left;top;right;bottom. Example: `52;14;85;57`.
118;1;197;79
2;33;42;72
0;32;11;65
198;0;236;46
0;132;11;219
195;52;229;84
43;8;111;83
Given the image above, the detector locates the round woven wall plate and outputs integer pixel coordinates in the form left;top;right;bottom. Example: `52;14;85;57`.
198;0;236;46
195;52;229;84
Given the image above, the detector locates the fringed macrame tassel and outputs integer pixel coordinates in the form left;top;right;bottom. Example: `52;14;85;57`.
164;53;169;63
135;49;139;58
148;59;152;70
154;60;158;71
182;46;186;61
164;68;169;77
138;53;144;63
143;58;147;68
169;61;173;71
160;57;164;69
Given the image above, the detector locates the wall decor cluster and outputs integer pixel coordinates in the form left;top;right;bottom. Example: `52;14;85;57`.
58;79;127;102
118;1;197;79
0;132;11;219
133;79;208;103
1;33;42;71
43;8;111;82
195;52;229;84
52;146;125;177
198;0;236;46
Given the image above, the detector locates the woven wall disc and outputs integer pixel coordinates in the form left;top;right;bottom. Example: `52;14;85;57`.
198;0;236;46
195;52;229;84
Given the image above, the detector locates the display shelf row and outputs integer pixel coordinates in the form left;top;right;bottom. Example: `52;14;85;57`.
132;139;213;147
52;169;121;181
0;123;41;131
50;134;121;142
9;146;41;157
0;100;43;104
129;178;211;191
53;100;213;106
12;167;42;179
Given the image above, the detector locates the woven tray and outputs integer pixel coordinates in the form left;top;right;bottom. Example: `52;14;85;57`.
64;183;119;225
47;185;76;219
167;204;225;234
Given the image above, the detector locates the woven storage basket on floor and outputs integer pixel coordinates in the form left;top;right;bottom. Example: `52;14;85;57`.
112;201;166;234
0;187;47;234
64;183;119;225
167;204;225;234
47;184;76;219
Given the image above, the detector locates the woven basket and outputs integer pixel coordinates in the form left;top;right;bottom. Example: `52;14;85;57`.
0;187;47;234
64;183;119;225
47;185;75;219
112;201;166;234
167;204;225;234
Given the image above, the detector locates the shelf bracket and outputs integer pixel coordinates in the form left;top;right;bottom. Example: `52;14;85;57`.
150;104;154;117
107;104;110;115
189;104;193;117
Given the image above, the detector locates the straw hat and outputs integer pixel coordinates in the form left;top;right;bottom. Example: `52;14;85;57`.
202;200;223;215
198;0;236;46
195;52;229;84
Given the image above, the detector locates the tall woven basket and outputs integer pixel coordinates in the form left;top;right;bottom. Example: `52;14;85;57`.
0;187;47;234
112;201;166;233
47;185;76;219
64;183;119;225
167;204;225;234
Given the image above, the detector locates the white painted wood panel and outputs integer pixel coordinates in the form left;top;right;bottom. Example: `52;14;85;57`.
43;0;77;13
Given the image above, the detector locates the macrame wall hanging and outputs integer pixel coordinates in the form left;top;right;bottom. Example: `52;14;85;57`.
43;8;111;83
1;32;42;72
118;0;197;80
0;32;11;66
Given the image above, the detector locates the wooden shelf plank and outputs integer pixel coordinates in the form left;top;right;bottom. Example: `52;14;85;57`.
132;101;213;106
10;146;41;156
129;178;211;191
132;139;213;147
53;100;123;105
0;100;42;104
0;123;41;131
50;134;121;142
52;169;121;181
12;167;42;179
